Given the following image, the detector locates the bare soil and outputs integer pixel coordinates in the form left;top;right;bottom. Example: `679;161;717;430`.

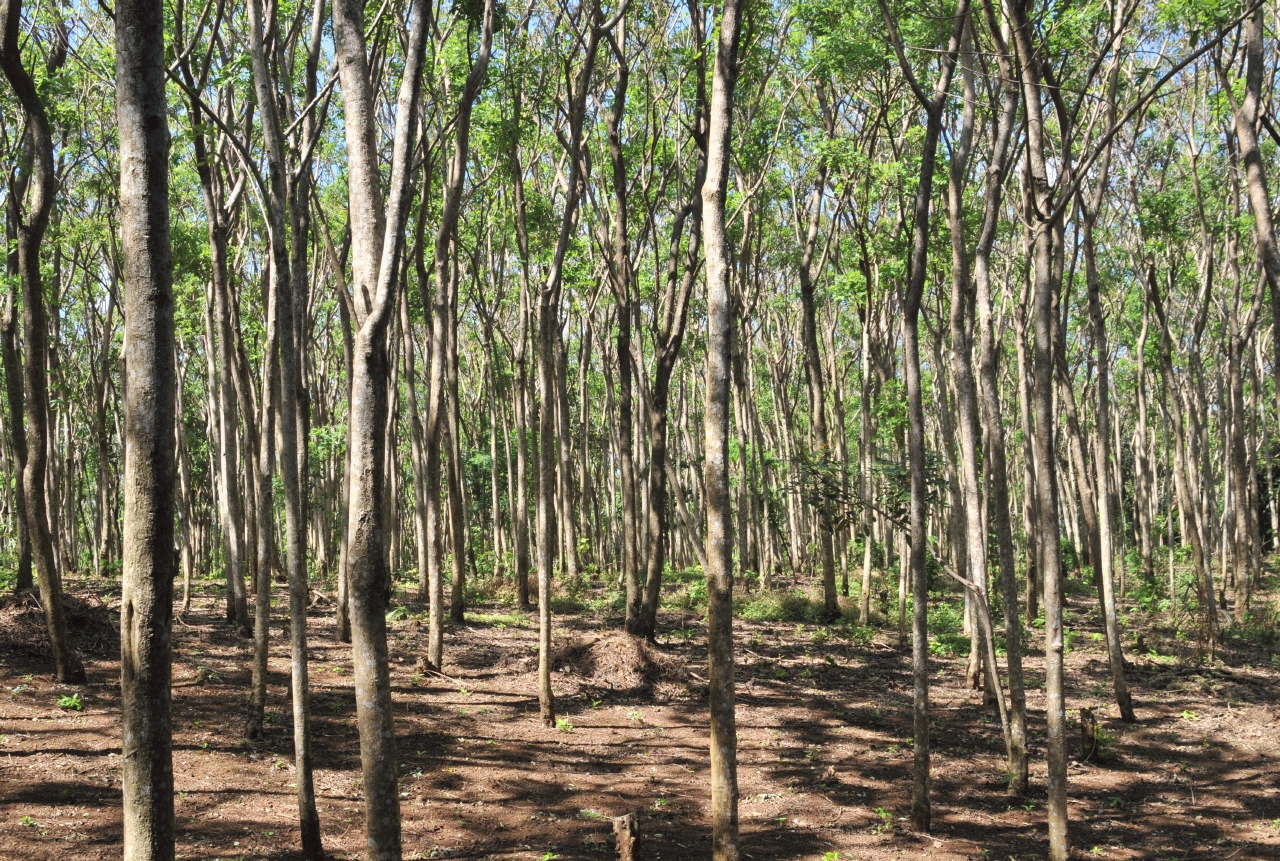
2;577;1279;861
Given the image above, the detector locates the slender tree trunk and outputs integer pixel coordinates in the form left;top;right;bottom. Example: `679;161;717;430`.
608;49;641;633
702;0;744;853
1082;198;1135;722
245;0;322;849
638;1;706;637
880;0;968;831
1011;2;1069;851
423;5;494;658
446;293;469;623
943;27;996;699
0;275;31;593
1226;8;1280;472
331;0;431;851
0;0;84;684
535;14;601;725
115;0;175;854
974;0;1028;791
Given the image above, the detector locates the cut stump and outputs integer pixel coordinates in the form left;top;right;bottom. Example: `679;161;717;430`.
613;812;638;861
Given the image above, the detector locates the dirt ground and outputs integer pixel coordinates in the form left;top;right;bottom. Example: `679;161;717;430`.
2;576;1280;861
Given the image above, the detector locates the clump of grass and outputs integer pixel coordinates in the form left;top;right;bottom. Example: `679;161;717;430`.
736;590;829;623
469;612;531;629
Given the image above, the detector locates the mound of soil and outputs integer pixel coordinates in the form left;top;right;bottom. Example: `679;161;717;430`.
550;632;688;698
0;589;118;663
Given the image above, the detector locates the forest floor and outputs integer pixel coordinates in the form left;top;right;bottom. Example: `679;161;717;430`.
2;570;1280;861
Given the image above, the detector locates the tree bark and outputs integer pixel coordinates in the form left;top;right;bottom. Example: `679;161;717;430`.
424;2;495;661
1010;1;1069;851
331;0;431;851
702;0;744;853
0;0;84;684
535;12;602;725
0;249;31;593
974;0;1028;791
245;0;323;850
115;0;176;855
880;0;968;831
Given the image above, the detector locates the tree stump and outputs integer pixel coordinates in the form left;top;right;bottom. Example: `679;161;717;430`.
1080;707;1098;762
613;813;639;861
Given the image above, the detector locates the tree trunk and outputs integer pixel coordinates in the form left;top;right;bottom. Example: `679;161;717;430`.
974;0;1028;791
245;0;323;849
1010;2;1069;851
702;0;744;854
115;0;176;855
331;0;431;850
0;0;84;684
880;0;968;831
0;274;31;594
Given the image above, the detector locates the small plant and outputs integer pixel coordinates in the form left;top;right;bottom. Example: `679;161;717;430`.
19;815;39;828
590;699;602;709
774;667;787;679
1181;709;1198;722
555;718;573;732
541;853;559;861
872;807;894;834
800;668;814;679
823;853;841;861
627;710;644;724
579;809;607;820
58;693;83;711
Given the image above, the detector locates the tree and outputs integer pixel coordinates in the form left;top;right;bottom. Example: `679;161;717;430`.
702;0;744;853
331;0;430;852
0;0;85;684
879;0;969;831
115;0;176;856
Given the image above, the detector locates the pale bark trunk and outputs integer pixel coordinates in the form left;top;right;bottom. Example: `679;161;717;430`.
331;0;431;851
1228;9;1280;489
1010;2;1069;851
974;0;1027;791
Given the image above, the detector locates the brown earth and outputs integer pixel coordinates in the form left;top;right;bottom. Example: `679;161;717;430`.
1;576;1279;861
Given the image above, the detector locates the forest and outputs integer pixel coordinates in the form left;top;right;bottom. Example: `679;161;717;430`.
1;0;1279;859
